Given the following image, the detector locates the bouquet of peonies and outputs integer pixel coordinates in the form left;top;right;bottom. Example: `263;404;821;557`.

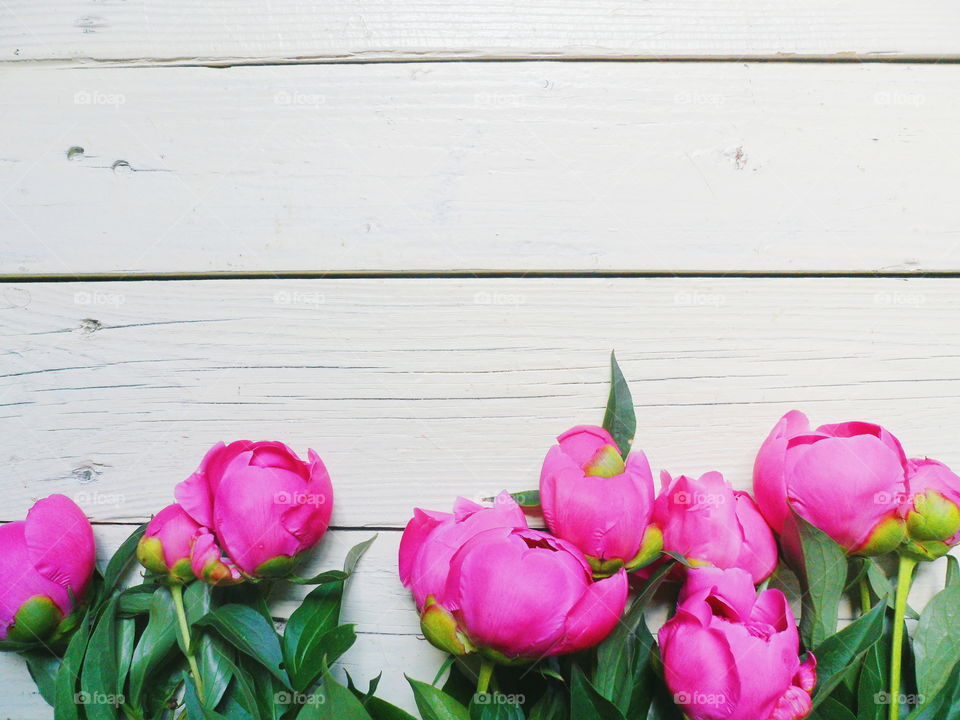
4;354;960;720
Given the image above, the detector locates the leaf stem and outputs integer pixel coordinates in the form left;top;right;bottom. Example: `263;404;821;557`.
859;574;872;613
170;584;204;703
477;659;494;695
889;554;917;720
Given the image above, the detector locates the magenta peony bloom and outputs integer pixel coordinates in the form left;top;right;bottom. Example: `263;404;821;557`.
659;567;816;720
653;470;777;584
399;492;527;610
137;504;202;584
540;425;661;576
756;412;960;561
425;526;628;663
175;441;333;579
0;495;95;642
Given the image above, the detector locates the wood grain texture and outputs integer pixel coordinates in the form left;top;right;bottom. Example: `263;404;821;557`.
2;62;960;275
4;277;960;525
2;1;960;64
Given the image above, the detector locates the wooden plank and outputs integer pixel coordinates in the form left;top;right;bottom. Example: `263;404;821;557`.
5;277;960;526
2;1;960;64
2;62;960;275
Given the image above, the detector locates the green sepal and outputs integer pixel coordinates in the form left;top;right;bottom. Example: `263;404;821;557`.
420;597;472;656
7;596;63;644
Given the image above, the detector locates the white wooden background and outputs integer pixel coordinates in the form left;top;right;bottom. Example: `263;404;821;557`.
3;4;960;717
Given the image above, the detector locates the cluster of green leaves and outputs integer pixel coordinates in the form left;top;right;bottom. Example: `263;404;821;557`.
15;529;420;720
796;520;960;719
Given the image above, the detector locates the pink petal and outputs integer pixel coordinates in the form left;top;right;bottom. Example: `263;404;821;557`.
732;492;779;584
0;522;73;638
786;435;905;551
556;425;619;467
553;569;628;654
753;411;813;534
659;617;741;720
24;495;95;601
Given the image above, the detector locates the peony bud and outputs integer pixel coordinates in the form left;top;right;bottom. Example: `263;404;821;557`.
137;504;201;584
540;425;661;576
653;471;778;584
175;441;334;579
434;527;627;662
659;567;816;720
0;495;95;644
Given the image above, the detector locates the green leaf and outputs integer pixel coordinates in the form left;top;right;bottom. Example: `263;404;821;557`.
364;698;420;720
284;580;347;690
195;604;290;688
528;684;568;720
795;514;848;649
344;535;378;574
812;600;886;706
570;667;626;720
117;585;157;616
212;653;260;718
811;696;857;720
592;561;673;715
296;662;374;720
469;695;525;720
80;593;121;720
408;677;470;720
289;570;350;585
947;555;960;588
856;642;886;720
115;615;135;691
183;672;232;720
54;617;91;720
101;524;146;599
128;585;178;705
906;659;960;720
183;581;234;708
22;650;59;706
602;351;636;459
913;580;960;702
866;559;919;619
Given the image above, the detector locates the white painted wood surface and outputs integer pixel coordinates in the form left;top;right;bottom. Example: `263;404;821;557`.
4;6;960;711
2;1;960;64
6;278;960;525
2;62;960;275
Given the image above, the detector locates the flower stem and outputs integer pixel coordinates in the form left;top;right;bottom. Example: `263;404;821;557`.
477;659;494;695
889;555;917;720
859;574;872;613
170;584;204;703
